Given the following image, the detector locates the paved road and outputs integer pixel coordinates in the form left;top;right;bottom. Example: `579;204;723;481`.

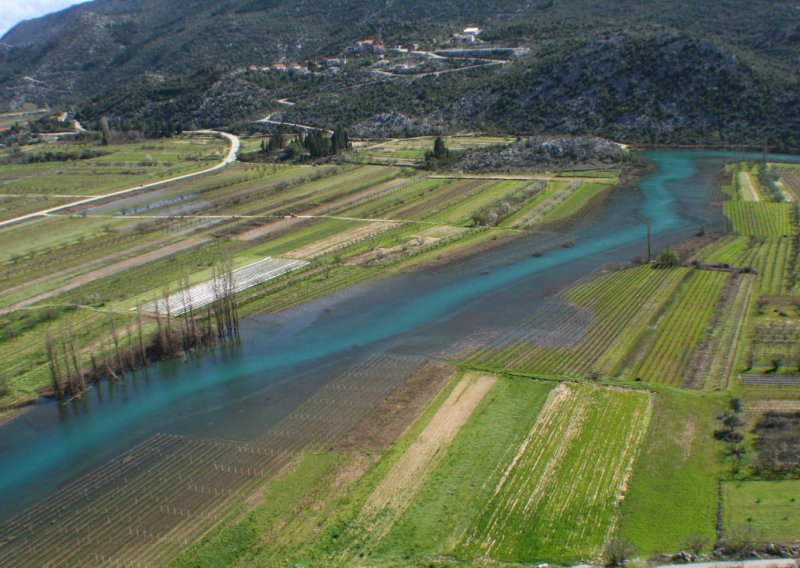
0;130;240;229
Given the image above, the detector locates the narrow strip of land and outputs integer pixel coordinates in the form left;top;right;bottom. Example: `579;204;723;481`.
0;130;240;229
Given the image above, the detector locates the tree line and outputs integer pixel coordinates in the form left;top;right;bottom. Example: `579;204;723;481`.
45;261;241;401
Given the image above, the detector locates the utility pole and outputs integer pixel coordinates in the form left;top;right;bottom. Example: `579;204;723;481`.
646;216;653;263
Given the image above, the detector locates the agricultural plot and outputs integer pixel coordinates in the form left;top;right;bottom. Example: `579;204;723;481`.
456;382;651;564
778;169;800;201
748;318;800;373
751;238;793;295
427;179;536;225
740;385;800;414
0;138;224;199
538;181;612;225
369;377;555;562
701;274;755;390
334;373;498;556
503;179;613;229
618;391;722;556
144;257;308;315
0;355;427;566
469;266;687;377
737;171;763;201
695;236;754;267
297;378;650;566
722;480;800;544
724;201;793;238
355;136;512;165
698;236;793;294
624;269;729;386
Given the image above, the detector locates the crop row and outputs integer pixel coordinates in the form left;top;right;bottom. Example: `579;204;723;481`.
625;270;729;386
0;354;423;566
470;266;687;376
459;382;651;564
724;201;794;239
703;274;755;390
752;237;793;295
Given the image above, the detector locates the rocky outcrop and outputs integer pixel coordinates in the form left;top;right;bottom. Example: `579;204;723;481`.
452;136;626;172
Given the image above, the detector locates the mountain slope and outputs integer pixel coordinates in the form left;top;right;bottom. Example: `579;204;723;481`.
1;0;798;148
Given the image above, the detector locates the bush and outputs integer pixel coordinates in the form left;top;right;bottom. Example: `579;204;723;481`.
656;248;680;266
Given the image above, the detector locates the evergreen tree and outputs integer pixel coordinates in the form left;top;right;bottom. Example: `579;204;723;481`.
433;137;448;159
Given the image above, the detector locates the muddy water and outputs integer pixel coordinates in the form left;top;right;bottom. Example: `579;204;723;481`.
0;149;796;520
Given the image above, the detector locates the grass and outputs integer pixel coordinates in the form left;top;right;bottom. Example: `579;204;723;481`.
618;389;723;556
170;451;343;568
454;382;652;565
539;181;612;225
722;480;800;544
374;376;555;562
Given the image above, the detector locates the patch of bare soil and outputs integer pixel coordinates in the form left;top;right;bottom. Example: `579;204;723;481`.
286;222;400;260
361;373;497;517
335;362;456;454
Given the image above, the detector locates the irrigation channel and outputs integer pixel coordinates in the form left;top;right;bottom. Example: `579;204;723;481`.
1;150;799;564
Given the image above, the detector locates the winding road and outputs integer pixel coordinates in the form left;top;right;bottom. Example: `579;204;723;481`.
0;130;240;229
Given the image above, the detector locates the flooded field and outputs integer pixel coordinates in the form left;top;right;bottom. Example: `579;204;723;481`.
1;150;797;564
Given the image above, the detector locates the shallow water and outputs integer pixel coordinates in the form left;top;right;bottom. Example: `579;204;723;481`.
0;149;797;520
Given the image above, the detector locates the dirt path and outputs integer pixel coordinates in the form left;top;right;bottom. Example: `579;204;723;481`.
0;130;239;229
738;172;761;201
0;236;209;314
258;114;333;134
359;373;496;528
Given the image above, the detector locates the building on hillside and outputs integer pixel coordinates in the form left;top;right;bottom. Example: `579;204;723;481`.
351;38;386;54
453;26;483;44
325;58;348;66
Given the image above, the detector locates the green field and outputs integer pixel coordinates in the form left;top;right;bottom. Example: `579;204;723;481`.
181;375;653;567
724;201;793;238
625;269;729;386
452;382;651;564
619;390;723;556
470;265;687;377
722;480;800;543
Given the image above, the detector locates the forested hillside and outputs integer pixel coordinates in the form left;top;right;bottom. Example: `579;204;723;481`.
1;0;799;147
